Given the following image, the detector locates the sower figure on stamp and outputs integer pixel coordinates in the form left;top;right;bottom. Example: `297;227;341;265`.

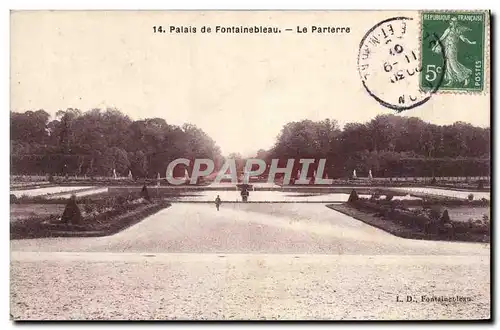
215;195;221;211
432;17;477;87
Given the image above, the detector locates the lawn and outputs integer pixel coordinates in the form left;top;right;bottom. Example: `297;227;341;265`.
446;207;490;222
10;204;65;223
406;206;490;223
10;192;171;239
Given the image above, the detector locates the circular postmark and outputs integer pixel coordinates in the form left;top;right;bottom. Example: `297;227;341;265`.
357;17;445;112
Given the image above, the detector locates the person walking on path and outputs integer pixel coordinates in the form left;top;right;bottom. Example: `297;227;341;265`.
215;195;222;211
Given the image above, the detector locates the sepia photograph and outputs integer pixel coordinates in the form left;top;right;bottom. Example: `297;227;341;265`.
9;9;491;321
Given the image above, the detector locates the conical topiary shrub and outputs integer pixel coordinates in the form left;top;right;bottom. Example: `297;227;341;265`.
61;194;83;225
141;185;151;202
348;189;359;203
440;209;451;223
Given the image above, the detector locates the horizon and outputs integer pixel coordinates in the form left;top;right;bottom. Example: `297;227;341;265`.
9;107;491;158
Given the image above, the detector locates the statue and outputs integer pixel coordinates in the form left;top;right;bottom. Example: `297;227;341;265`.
368;169;373;180
113;168;118;179
238;184;250;202
241;188;249;202
128;170;133;180
352;169;357;179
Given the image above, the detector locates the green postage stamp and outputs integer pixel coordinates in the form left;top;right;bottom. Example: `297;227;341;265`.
420;11;487;92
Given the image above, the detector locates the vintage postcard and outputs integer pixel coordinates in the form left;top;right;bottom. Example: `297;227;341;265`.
10;10;490;321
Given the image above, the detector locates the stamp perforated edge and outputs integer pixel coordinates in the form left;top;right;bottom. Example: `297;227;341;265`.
418;9;490;95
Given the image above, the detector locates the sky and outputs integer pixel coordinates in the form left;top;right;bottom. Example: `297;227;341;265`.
10;11;490;156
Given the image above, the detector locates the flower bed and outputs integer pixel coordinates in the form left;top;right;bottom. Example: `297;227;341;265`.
10;194;170;239
337;190;490;242
421;197;490;207
11;190;139;205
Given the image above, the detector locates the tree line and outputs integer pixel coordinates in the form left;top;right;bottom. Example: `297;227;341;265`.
261;115;490;178
11;108;223;178
11;109;490;178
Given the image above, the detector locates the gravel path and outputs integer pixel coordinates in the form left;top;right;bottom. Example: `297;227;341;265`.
11;203;490;320
11;253;490;320
11;204;490;255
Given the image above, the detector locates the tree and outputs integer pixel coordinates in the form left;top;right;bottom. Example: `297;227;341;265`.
11;109;50;144
10;108;490;178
